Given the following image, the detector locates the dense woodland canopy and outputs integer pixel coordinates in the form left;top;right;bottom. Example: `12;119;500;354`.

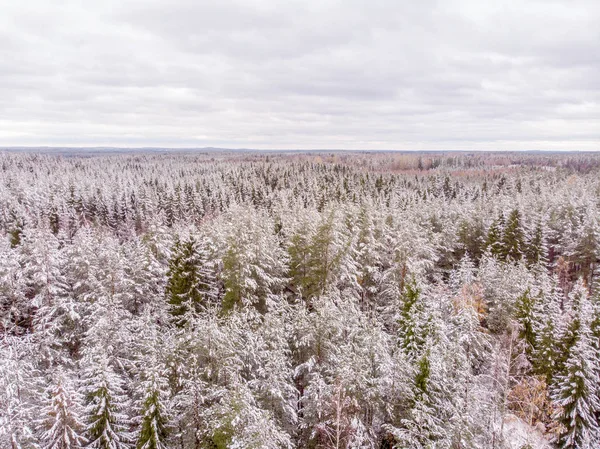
1;150;600;449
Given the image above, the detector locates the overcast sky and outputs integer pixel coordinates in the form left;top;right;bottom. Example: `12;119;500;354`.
1;0;599;150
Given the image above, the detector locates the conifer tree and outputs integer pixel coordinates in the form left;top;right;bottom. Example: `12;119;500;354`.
525;219;548;267
485;216;504;259
456;218;485;262
514;289;537;353
206;381;292;449
397;279;428;358
552;306;600;449
136;366;170;449
0;236;29;335
219;207;287;314
571;218;600;289
134;313;171;449
166;235;216;322
533;279;563;385
171;366;209;449
449;253;477;292
501;209;525;261
39;377;87;449
80;351;131;449
556;280;590;374
387;338;453;449
121;238;166;316
350;206;383;311
306;211;344;301
0;336;41;448
287;213;316;302
414;350;431;401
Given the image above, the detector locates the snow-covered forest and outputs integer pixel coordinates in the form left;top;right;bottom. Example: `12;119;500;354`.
2;150;600;449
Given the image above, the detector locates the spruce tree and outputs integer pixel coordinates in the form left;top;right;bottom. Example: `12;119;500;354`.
414;351;431;400
514;289;536;353
571;219;600;289
525;219;548;267
80;352;131;449
501;209;525;261
133;313;171;449
398;279;428;359
552;317;600;449
556;280;590;373
533;279;563;385
39;377;87;449
456;219;485;262
219;207;287;314
306;211;343;301
166;235;216;322
287;214;316;302
485;217;504;259
352;206;383;311
136;367;170;449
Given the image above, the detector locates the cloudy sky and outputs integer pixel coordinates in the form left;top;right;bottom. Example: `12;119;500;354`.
1;0;599;150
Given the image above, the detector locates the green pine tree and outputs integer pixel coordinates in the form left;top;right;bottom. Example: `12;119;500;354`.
525;220;548;267
136;370;169;449
515;289;537;354
552;318;600;449
533;281;563;385
414;350;431;400
166;236;215;323
485;216;504;259
82;355;131;449
287;220;314;302
398;279;428;359
501;209;525;261
572;221;599;289
307;212;342;300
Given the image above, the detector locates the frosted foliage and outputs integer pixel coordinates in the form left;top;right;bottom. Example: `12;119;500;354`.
2;151;600;448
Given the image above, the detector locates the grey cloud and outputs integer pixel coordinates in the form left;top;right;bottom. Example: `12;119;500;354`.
0;0;598;149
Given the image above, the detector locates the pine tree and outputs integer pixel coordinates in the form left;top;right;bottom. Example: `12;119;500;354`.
134;314;171;449
571;218;600;289
525;219;548;267
533;279;563;385
287;212;317;302
456;218;485;262
80;351;131;449
166;235;216;322
552;312;600;449
0;336;41;448
501;209;525;262
514;289;537;353
350;206;383;311
306;211;344;301
136;367;170;449
485;216;504;259
397;279;428;358
39;377;87;449
219;207;288;314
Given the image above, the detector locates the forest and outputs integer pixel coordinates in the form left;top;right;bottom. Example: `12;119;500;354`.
1;150;600;449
